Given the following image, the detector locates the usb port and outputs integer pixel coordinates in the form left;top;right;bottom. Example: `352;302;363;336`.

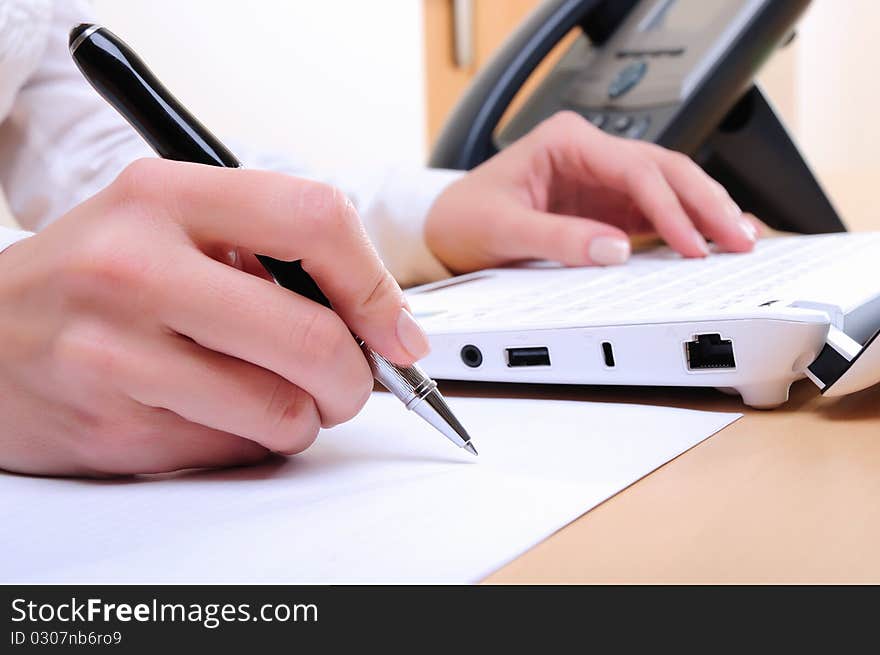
505;346;551;367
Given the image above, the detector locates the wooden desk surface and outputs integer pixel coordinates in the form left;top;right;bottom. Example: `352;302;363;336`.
452;379;880;583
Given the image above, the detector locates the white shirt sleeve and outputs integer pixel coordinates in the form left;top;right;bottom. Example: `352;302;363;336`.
356;166;461;287
0;0;154;231
0;0;457;287
0;225;33;254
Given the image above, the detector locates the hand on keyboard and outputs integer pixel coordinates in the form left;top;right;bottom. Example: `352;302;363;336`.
426;111;761;274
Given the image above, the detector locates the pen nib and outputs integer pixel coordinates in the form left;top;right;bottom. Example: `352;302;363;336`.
411;388;479;455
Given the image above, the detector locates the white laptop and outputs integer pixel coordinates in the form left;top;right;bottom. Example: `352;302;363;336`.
406;233;880;408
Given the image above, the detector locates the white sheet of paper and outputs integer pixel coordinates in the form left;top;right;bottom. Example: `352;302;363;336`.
1;394;739;584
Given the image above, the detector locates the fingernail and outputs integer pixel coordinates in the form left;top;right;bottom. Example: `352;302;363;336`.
711;182;728;200
739;216;758;242
225;248;240;268
588;236;631;266
692;231;710;256
726;199;742;221
396;307;431;360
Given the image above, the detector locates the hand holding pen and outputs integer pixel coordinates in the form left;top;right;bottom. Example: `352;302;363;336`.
68;23;477;454
0;24;475;477
70;22;477;456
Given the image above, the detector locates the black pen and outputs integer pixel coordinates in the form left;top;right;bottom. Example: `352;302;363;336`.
68;23;477;456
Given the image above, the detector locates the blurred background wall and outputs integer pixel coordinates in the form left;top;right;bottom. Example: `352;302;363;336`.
1;0;877;230
794;0;879;228
92;0;429;169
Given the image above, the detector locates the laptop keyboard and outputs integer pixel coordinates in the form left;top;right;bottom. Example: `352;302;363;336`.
421;233;880;326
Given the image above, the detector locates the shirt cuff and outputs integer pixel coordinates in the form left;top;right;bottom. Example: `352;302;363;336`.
364;167;463;288
0;226;34;254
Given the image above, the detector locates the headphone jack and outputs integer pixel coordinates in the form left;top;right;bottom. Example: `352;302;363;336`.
460;345;483;368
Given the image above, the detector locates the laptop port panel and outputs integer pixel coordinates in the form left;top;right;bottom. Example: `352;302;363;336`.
685;333;735;370
506;347;551;367
414;316;829;408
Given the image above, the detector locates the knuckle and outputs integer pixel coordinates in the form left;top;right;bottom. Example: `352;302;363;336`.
329;186;359;232
639;141;668;157
62;229;157;302
280;305;371;427
647;144;706;180
354;268;402;320
262;382;320;454
290;181;359;239
546;110;587;135
113;158;168;206
711;179;733;203
666;149;693;170
54;320;126;382
672;152;708;184
627;159;661;188
331;363;373;427
285;306;348;368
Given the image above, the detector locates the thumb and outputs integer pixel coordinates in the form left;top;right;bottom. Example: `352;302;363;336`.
495;207;632;267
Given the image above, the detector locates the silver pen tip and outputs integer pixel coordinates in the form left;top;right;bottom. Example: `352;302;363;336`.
463;442;479;457
410;387;477;452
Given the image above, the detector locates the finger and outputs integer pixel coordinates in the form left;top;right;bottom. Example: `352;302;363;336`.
156;249;374;427
116;159;423;365
491;202;631;267
606;150;710;258
239;250;276;281
744;212;767;237
532;113;710;258
204;244;275;282
122;333;331;453
651;147;756;252
137;422;271;475
98;415;272;476
160;426;271;472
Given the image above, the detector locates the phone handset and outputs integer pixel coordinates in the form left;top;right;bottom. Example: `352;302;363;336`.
429;0;634;170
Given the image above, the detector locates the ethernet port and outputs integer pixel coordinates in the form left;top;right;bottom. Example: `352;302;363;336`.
685;333;735;370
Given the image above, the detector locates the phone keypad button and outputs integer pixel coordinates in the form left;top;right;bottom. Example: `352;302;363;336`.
611;115;633;132
623;116;650;139
586;113;607;128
